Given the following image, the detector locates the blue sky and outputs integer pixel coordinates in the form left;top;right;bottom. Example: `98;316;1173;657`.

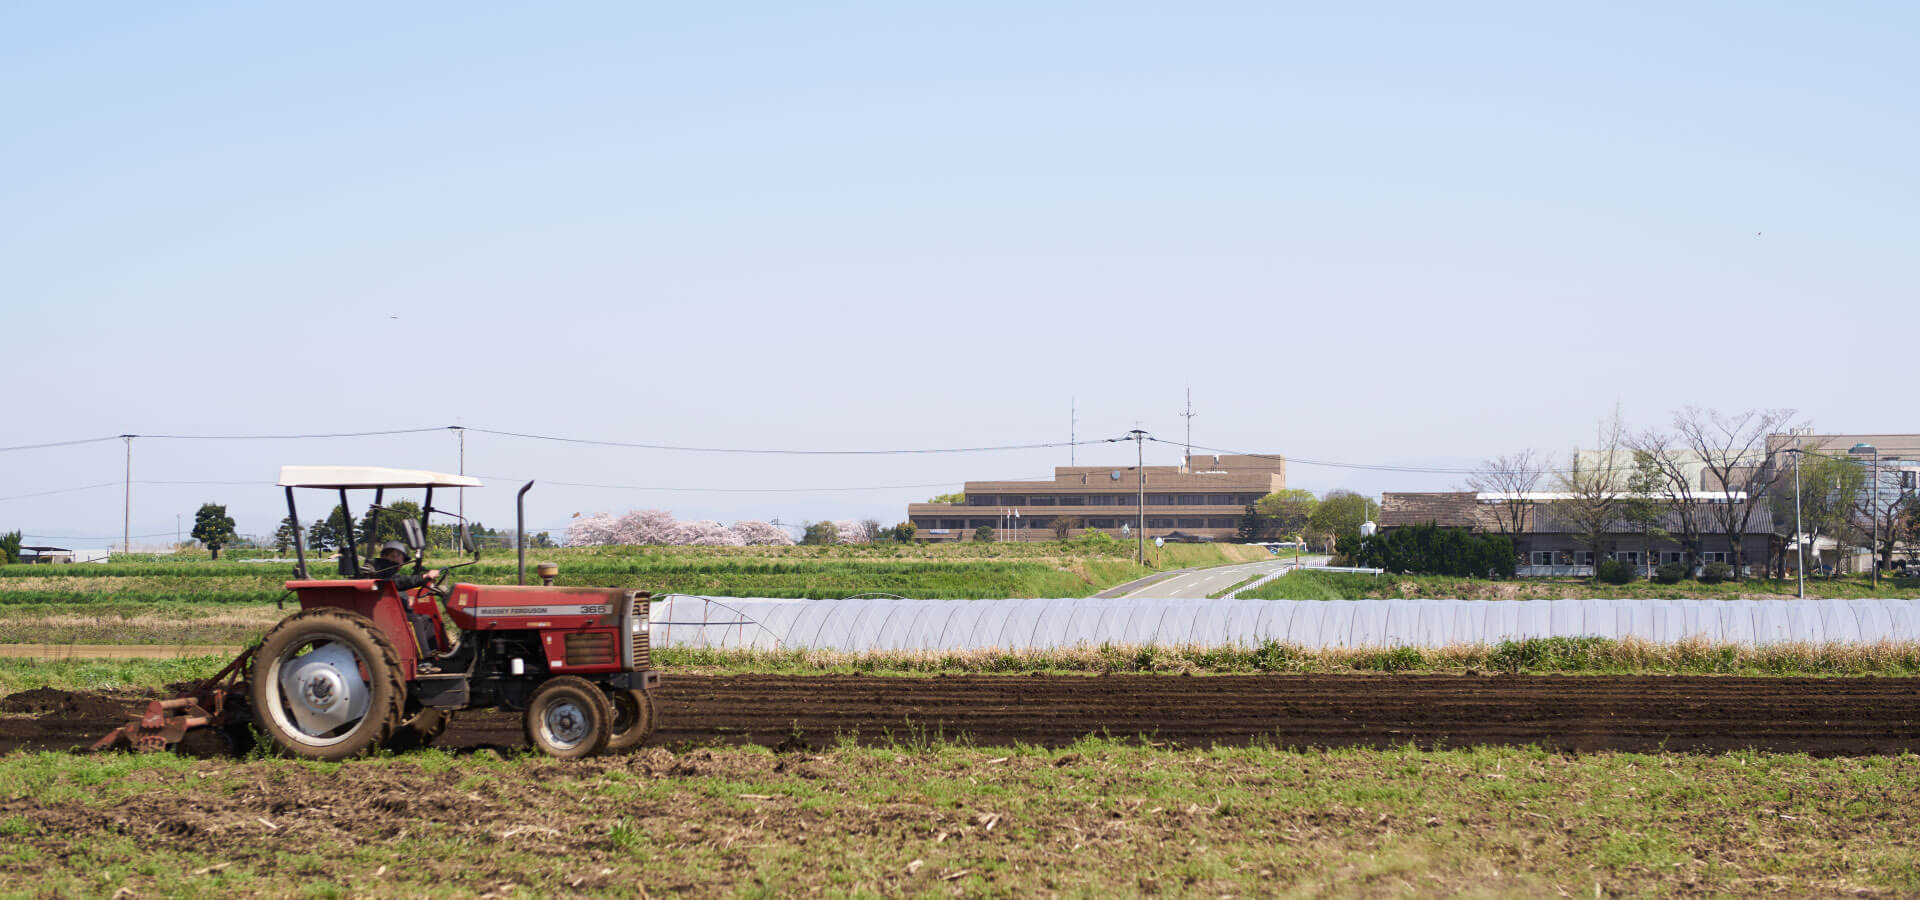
3;2;1915;544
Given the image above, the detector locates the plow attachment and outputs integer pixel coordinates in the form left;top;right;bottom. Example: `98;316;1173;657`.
90;647;256;753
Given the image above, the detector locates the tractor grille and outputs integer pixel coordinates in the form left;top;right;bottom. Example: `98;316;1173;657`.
564;632;617;667
634;627;650;670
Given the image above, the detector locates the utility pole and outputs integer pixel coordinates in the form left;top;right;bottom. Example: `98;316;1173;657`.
1129;429;1149;564
458;427;466;550
1180;388;1195;471
121;435;134;554
1070;398;1076;467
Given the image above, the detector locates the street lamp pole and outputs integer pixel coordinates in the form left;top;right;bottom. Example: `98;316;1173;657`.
1788;448;1804;599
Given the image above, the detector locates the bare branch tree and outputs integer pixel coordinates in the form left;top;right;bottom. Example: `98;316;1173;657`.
1629;429;1705;560
1670;406;1797;580
1466;450;1550;535
1552;410;1630;577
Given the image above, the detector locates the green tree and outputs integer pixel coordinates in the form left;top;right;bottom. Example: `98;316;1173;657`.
1339;523;1515;577
357;500;424;547
1308;490;1379;549
307;504;354;552
1620;452;1672;578
1255;489;1318;538
1052;516;1084;540
802;521;840;545
893;521;917;543
1775;453;1862;578
973;524;995;542
190;503;238;560
273;516;301;554
929;492;965;505
0;530;20;565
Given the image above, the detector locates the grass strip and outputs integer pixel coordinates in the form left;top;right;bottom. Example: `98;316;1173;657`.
3;636;1920;690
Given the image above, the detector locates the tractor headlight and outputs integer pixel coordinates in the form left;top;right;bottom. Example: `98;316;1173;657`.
630;595;650;633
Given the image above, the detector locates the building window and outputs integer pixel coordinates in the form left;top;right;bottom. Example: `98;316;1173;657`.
1661;551;1686;564
1613;551;1641;564
1028;496;1057;506
939;519;965;530
967;495;996;506
1001;496;1024;506
1207;517;1237;528
1149;518;1175;529
1089;518;1115;528
1699;551;1728;564
969;519;996;529
1087;495;1117;506
1148;494;1178;505
1177;518;1205;528
1529;551;1555;566
1058;496;1086;506
1573;551;1595;566
1026;518;1050;530
1178;494;1206;505
1207;495;1238;505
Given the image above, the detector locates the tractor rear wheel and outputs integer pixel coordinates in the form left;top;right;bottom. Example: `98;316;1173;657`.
524;676;613;759
385;705;452;752
249;609;405;761
604;689;656;753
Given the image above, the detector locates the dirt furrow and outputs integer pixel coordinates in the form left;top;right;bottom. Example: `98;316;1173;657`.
6;673;1917;756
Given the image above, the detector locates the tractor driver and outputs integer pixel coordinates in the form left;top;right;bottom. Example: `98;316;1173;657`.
370;541;440;592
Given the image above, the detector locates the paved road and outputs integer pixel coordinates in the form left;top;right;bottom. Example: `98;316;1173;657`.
1119;553;1329;599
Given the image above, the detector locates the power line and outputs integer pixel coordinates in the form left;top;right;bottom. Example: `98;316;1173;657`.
0;436;122;453
461;426;1110;456
470;473;1052;494
0;482;119;502
136;427;449;441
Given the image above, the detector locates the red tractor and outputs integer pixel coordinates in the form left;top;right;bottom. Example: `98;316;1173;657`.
95;466;660;760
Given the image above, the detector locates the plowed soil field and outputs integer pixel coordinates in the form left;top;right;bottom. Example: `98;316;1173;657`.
7;673;1919;755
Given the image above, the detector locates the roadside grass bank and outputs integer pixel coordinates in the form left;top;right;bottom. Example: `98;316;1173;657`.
659;636;1920;677
0;741;1912;896
1241;568;1920;601
6;636;1918;692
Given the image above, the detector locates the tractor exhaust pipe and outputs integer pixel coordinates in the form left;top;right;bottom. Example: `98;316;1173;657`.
517;481;534;585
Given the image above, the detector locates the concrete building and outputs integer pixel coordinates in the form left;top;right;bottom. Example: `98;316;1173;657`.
907;454;1285;542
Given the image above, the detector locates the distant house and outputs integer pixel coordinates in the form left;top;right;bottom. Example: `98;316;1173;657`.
17;546;112;564
1379;492;1774;577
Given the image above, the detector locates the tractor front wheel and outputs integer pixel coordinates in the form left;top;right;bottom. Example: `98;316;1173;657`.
603;689;656;753
524;677;613;759
249;609;406;761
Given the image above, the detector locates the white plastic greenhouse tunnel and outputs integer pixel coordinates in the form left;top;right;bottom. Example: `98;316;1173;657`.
647;595;1920;653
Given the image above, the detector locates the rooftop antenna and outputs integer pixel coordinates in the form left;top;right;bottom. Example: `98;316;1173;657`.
1180;387;1196;471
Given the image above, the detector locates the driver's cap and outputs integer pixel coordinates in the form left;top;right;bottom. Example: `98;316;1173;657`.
380;540;408;556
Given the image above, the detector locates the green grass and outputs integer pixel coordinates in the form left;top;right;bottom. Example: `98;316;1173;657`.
0;542;1269;608
1240;568;1920;601
0;656;228;694
0;741;1913;896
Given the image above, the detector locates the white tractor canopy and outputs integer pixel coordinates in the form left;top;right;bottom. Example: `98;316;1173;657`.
277;466;483;490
